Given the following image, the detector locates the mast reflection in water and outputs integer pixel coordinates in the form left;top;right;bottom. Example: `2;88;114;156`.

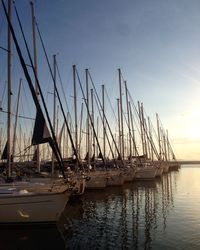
3;167;200;250
59;171;177;250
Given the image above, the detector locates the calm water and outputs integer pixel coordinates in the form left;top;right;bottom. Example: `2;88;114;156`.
2;165;200;250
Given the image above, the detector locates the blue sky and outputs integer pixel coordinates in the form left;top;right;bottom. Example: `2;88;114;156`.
1;0;200;159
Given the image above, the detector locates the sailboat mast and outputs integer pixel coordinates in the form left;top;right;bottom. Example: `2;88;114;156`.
138;101;145;156
79;103;83;156
91;88;95;160
0;128;2;157
73;65;78;161
7;0;12;177
148;116;154;161
102;84;106;158
166;130;170;161
117;98;121;158
124;81;132;160
96;116;99;157
129;101;136;157
118;69;124;159
156;113;162;160
51;54;57;174
141;103;148;157
85;69;90;167
12;78;22;162
30;1;40;172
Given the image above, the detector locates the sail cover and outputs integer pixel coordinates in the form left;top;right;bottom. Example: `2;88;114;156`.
1;141;7;160
32;108;52;145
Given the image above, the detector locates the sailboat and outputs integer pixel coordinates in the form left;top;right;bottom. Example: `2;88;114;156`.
0;179;72;224
0;0;73;224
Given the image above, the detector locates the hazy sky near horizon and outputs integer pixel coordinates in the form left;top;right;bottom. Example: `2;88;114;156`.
1;0;200;160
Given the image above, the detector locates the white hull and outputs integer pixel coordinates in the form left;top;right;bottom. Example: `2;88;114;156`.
135;166;157;180
155;167;163;177
123;168;135;182
86;171;107;190
106;170;124;186
0;182;71;224
163;164;169;173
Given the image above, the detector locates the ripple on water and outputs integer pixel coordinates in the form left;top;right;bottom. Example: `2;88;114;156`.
58;166;200;250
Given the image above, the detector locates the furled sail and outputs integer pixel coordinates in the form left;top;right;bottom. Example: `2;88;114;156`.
1;141;7;160
32;108;51;145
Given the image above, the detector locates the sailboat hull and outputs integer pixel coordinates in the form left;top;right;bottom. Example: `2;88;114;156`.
135;166;157;180
0;189;70;224
86;172;107;190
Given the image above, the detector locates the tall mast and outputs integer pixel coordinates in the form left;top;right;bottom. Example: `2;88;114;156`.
156;113;162;160
96;116;99;157
102;84;106;158
0;128;2;157
124;81;132;160
73;65;78;161
66;112;69;158
91;88;95;160
117;98;121;158
12;78;22;162
141;103;148;157
85;69;90;167
7;0;12;177
144;117;150;159
118;69;124;159
62;125;65;158
163;131;168;161
166;130;170;160
79;102;83;156
52;54;56;174
129;101;136;157
30;1;40;172
138;101;145;156
148;116;154;161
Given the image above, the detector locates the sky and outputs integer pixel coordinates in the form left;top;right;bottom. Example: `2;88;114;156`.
1;0;200;160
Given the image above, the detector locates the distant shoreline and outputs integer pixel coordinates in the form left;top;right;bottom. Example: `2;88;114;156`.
176;161;200;165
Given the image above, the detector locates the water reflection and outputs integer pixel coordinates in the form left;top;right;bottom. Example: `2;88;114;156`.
0;226;64;250
4;168;200;250
58;173;176;250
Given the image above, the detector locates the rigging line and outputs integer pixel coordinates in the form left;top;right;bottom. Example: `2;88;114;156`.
142;106;162;156
14;144;32;157
149;116;160;142
7;1;66;177
125;92;142;137
143;109;163;147
127;89;160;159
88;70;123;162
20;79;34;138
0;6;5;34
122;103;140;158
104;85;118;122
34;20;80;167
75;67;105;165
127;93;141;125
93;86;116;161
0;46;9;52
0;80;6;105
124;98;141;136
45;74;52;106
55;60;74;132
156;114;174;157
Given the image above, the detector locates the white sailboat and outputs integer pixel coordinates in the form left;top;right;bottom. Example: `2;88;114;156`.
0;181;71;224
0;0;73;224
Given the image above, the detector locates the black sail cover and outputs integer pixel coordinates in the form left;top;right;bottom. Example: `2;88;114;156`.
32;108;52;145
1;141;7;160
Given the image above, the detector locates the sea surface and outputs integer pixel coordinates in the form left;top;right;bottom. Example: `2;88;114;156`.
1;165;200;250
